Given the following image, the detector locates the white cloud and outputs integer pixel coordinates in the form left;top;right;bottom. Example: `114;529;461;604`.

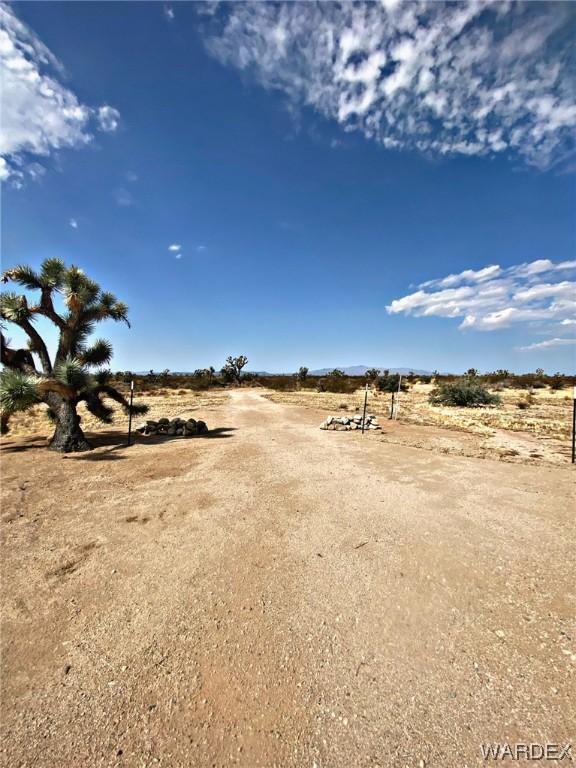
518;338;576;351
168;243;182;252
195;244;207;252
203;2;575;170
69;218;78;229
174;253;182;260
387;259;576;335
113;187;134;207
97;105;120;132
561;318;576;327
164;5;175;22
0;3;120;183
421;265;501;289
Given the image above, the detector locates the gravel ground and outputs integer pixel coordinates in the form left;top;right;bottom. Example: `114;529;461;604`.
1;389;574;768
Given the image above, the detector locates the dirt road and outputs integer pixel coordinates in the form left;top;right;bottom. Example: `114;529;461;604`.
1;390;574;768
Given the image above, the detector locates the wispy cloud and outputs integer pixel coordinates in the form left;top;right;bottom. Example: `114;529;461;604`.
386;260;576;337
113;188;134;207
202;2;575;170
195;244;207;252
0;3;120;184
168;243;182;252
517;338;576;351
69;218;78;229
164;5;174;22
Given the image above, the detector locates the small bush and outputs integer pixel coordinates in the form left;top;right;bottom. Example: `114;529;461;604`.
317;377;359;394
429;379;501;407
338;402;348;410
376;373;408;393
516;400;530;410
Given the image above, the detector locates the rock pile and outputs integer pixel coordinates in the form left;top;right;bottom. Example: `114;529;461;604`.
136;417;208;437
319;414;381;431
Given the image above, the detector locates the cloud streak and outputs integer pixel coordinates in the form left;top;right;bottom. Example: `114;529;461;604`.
0;3;120;183
517;338;576;351
202;1;576;170
386;259;576;342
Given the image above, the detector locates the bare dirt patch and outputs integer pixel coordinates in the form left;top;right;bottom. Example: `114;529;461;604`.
1;390;574;768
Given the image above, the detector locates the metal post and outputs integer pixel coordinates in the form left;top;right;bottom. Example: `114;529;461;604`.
394;374;403;420
389;391;395;419
361;383;368;435
572;387;576;464
127;379;134;447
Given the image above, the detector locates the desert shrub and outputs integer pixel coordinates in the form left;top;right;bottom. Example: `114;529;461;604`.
338;402;348;410
549;373;566;391
418;375;432;384
376;373;408;393
516;400;530;410
429;379;501;407
259;375;297;392
321;377;359;394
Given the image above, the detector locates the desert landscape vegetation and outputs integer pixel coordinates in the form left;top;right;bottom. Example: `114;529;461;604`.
1;260;575;768
2;1;576;767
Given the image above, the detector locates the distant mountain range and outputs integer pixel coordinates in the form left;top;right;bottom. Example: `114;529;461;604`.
308;366;432;376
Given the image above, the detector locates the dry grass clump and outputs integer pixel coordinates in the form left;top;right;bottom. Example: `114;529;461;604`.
3;390;230;438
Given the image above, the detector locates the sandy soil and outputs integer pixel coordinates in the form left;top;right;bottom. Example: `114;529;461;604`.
1;389;574;768
263;385;574;466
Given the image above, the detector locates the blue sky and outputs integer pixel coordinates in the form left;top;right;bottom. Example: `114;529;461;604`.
1;1;575;373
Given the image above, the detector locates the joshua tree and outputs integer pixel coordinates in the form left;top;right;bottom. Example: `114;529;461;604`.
365;368;380;380
194;366;216;385
297;366;309;382
221;355;248;385
0;259;148;452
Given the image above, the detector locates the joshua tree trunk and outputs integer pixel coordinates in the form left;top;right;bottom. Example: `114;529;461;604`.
46;394;92;452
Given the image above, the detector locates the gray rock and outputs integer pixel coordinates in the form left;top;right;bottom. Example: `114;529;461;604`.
325;416;334;426
146;420;158;428
167;427;176;435
196;420;208;434
158;418;170;425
